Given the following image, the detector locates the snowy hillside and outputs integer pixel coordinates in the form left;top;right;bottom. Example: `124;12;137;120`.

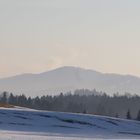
0;107;140;139
1;66;140;96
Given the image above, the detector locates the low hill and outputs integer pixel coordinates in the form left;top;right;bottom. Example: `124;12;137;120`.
0;107;140;139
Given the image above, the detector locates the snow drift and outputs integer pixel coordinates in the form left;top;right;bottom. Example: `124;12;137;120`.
0;107;140;139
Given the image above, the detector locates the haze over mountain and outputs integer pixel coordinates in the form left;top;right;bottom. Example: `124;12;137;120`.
0;66;140;97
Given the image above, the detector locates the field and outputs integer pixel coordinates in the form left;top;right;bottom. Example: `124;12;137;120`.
0;107;140;139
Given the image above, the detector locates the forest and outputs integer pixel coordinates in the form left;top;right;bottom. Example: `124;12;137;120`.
1;89;140;120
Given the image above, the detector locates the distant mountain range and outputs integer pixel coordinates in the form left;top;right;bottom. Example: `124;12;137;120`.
0;66;140;96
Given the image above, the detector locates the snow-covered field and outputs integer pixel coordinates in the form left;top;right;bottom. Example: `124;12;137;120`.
0;107;140;139
0;132;136;140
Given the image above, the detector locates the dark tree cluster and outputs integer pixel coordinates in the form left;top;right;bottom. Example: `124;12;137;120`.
1;89;140;120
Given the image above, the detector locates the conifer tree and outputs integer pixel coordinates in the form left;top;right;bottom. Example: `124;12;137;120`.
136;110;140;121
126;109;131;119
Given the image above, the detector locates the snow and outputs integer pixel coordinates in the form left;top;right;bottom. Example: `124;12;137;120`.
0;132;131;140
0;107;140;139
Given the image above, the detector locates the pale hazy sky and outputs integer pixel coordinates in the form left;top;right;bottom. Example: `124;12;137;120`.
1;0;140;78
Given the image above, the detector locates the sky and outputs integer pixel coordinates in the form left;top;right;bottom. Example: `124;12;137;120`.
1;0;140;78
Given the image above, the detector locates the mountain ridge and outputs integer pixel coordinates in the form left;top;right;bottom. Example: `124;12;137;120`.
0;66;140;96
1;66;139;80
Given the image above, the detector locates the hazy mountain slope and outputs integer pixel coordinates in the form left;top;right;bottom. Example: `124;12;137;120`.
0;66;140;96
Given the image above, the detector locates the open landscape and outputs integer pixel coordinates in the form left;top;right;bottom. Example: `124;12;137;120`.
0;106;140;139
1;0;140;139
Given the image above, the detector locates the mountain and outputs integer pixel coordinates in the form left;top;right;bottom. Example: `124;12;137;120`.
0;66;140;96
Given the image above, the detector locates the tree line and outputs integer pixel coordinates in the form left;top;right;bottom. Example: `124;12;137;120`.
1;89;140;120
